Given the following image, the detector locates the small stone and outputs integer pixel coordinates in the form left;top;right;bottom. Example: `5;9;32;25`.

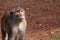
50;32;53;34
39;24;42;26
26;8;30;10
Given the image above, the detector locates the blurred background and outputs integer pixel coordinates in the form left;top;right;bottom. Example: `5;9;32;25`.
0;0;60;40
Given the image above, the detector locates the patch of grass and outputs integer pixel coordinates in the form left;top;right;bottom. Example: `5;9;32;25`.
54;34;60;40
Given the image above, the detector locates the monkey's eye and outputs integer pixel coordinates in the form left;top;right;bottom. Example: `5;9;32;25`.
10;12;13;15
20;10;23;12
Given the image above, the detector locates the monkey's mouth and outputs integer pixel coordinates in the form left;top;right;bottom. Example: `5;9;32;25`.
17;18;23;22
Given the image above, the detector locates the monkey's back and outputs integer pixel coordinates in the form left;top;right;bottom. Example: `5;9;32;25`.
1;13;12;33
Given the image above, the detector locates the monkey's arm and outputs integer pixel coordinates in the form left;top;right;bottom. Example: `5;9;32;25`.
1;13;9;26
1;13;11;33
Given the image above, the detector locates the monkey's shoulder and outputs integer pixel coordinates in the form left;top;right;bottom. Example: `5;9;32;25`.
1;13;10;23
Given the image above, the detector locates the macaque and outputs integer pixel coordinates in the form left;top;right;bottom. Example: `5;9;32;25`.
1;7;27;40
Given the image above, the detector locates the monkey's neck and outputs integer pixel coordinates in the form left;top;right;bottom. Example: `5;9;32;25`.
15;17;26;26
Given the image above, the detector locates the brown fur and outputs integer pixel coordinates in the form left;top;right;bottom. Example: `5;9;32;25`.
1;7;27;40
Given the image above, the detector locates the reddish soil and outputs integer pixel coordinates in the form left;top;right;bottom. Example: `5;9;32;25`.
0;0;60;40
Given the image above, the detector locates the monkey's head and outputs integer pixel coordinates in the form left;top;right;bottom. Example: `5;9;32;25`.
10;7;25;22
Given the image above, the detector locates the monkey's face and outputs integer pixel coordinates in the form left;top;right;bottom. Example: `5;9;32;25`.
10;7;25;22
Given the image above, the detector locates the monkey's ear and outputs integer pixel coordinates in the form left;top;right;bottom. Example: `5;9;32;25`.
10;12;14;17
10;11;13;15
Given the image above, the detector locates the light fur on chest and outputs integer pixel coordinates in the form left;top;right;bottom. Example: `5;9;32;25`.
12;19;27;34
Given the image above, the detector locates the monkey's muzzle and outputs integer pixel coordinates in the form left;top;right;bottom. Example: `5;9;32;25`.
16;16;23;22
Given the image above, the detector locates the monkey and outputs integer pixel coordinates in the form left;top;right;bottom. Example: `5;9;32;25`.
1;7;27;40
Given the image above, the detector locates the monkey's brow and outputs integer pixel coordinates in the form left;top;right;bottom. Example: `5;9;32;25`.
10;7;24;13
15;8;21;12
16;7;24;12
16;10;20;12
10;9;20;13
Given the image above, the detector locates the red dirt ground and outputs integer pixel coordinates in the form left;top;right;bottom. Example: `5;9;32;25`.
0;0;60;40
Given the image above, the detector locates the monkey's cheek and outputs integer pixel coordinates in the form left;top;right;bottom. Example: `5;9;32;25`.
18;18;23;22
